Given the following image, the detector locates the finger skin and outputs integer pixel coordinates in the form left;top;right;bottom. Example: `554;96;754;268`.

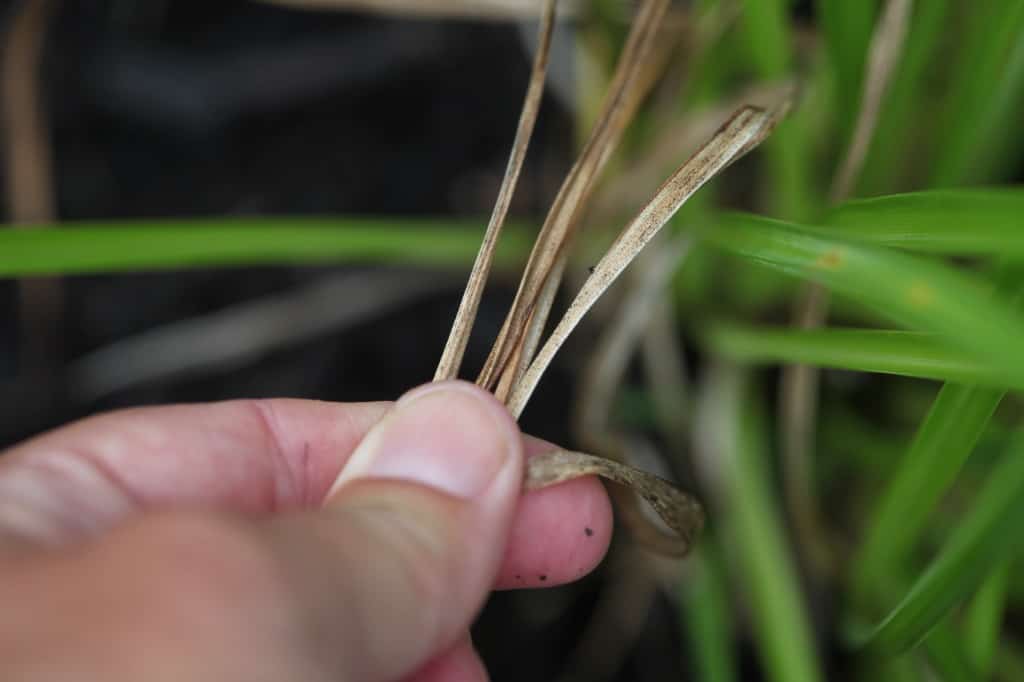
0;399;612;583
405;638;489;682
496;436;612;589
0;513;327;681
0;384;523;682
0;486;503;682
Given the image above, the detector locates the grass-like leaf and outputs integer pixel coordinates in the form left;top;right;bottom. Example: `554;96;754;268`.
856;431;1024;656
930;0;1024;186
0;218;531;277
856;0;951;195
853;383;1004;597
824;189;1024;255
739;0;815;221
827;0;911;203
817;0;880;143
702;213;1024;386
707;365;823;682
922;622;981;682
704;326;1018;390
681;542;739;682
965;561;1011;678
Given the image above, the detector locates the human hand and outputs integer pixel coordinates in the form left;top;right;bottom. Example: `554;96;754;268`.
0;381;612;681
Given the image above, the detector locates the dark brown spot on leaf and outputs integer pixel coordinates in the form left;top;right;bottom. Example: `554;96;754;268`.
539;574;548;581
584;527;594;537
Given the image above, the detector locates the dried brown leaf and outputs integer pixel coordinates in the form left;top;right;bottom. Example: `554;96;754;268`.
435;0;791;558
526;449;704;556
476;0;671;392
256;0;579;20
434;0;558;381
507;102;790;418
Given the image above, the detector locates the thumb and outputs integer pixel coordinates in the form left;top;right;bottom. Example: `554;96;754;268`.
317;381;523;681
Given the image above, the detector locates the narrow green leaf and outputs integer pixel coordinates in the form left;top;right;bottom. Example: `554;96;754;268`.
739;0;790;78
0;219;532;277
704;326;1018;390
681;541;738;682
816;0;880;143
922;621;981;682
824;189;1024;255
973;34;1024;182
738;0;817;220
702;213;1024;386
930;1;1024;186
857;432;1024;656
857;0;952;195
854;382;1004;597
714;366;823;682
964;561;1011;678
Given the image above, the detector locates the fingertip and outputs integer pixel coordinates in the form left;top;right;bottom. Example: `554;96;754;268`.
496;473;613;590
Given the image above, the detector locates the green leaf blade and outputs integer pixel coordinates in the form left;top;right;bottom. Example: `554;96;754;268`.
704;326;1018;390
824;189;1024;255
857;432;1024;656
703;213;1024;386
0;218;532;277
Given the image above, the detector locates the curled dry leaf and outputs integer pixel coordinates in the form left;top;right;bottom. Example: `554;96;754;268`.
435;0;791;556
526;449;705;556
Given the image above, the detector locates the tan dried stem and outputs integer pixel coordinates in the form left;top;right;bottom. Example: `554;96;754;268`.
779;0;913;576
498;2;684;393
256;0;579;20
476;0;671;392
434;0;558;381
829;0;913;204
2;0;54;224
2;0;61;373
